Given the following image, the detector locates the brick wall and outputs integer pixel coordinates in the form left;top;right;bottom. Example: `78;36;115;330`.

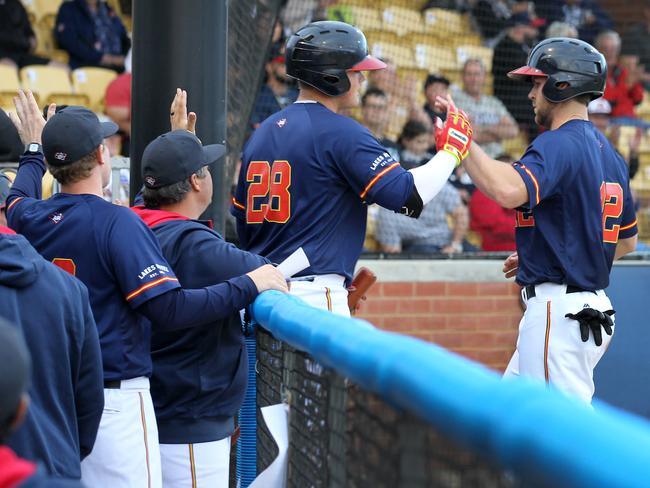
355;280;522;372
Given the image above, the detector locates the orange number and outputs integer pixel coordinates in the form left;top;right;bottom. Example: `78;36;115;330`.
246;160;292;224
515;210;535;227
601;182;623;243
52;258;76;276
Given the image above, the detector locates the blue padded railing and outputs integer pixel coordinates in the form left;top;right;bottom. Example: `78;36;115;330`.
247;290;650;488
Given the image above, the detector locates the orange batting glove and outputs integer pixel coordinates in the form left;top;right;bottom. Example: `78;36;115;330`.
435;105;473;166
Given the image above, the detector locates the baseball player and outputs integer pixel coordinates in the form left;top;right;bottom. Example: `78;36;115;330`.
232;20;474;315
444;37;638;403
6;90;287;487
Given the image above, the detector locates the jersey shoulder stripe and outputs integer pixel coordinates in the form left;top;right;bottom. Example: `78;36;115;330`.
620;219;637;231
232;196;245;210
360;162;400;199
7;196;24;211
513;162;541;205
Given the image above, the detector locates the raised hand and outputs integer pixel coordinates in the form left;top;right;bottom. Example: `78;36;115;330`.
170;88;197;134
434;94;473;165
8;90;54;145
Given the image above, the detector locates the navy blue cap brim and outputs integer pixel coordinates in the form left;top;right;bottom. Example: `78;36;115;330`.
100;121;119;139
203;144;226;165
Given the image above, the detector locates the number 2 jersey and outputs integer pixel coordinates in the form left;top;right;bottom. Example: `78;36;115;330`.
511;119;637;290
231;101;415;282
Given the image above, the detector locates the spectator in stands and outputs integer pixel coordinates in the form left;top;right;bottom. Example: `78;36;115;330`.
588;97;641;180
453;58;519;158
375;181;468;254
545;20;577;38
1;212;104;479
596;30;644;119
492;12;540;142
104;49;131;155
536;0;612;45
0;109;23;162
0;319;86;487
250;44;298;131
468;154;516;251
396;120;434;170
361;87;400;160
281;0;336;36
0;0;64;69
55;0;130;71
423;74;450;125
622;1;650;91
472;0;531;46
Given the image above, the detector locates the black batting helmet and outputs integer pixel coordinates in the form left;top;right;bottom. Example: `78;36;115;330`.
285;21;386;96
507;37;607;103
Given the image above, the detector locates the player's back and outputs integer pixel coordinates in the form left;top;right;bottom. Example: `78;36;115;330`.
514;120;636;289
233;102;409;282
8;193;174;380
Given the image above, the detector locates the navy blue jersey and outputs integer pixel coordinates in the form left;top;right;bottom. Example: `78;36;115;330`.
511;120;637;290
231;102;414;282
7;156;180;380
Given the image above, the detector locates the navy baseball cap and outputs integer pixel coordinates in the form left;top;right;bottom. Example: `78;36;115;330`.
42;106;118;166
0;174;11;209
141;130;226;189
0;318;31;425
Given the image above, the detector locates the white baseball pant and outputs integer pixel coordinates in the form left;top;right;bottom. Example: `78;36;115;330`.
81;377;162;488
159;438;230;487
503;283;615;403
289;274;350;317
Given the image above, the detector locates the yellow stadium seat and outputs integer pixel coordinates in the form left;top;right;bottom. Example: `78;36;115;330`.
379;0;429;9
369;42;416;68
33;15;57;57
364;29;400;47
456;45;494;71
19;65;88;108
0;65;21;112
346;6;382;33
423;8;465;35
414;44;456;72
381;7;424;36
72;67;117;112
30;0;63;22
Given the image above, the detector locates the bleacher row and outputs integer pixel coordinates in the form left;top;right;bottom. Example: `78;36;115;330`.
0;64;118;114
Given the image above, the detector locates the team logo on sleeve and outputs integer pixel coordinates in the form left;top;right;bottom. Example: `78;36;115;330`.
137;263;171;280
48;212;64;224
276;118;287;128
370;152;394;171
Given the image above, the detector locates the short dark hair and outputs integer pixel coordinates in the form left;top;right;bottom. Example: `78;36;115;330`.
398;119;429;145
48;151;99;185
424;74;450;90
574;94;592;106
362;87;387;105
142;166;208;208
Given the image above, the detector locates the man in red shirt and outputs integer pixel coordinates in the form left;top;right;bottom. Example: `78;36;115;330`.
596;30;644;118
468;154;516;252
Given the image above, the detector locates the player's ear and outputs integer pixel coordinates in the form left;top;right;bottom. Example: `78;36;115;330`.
96;144;106;165
189;173;202;192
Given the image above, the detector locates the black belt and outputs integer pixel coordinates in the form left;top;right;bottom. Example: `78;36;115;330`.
104;380;121;389
524;284;596;299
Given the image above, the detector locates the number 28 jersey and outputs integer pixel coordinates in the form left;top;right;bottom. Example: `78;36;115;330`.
231;102;414;282
512;120;637;290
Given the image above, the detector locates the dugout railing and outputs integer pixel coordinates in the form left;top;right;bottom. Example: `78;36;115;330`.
238;290;650;488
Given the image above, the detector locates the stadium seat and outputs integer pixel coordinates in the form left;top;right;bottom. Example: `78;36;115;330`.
456;45;494;71
0;65;21;112
414;44;456;72
27;0;63;23
345;6;382;33
422;8;465;36
364;29;401;47
72;67;118;112
370;42;416;68
381;7;424;36
20;65;88;107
